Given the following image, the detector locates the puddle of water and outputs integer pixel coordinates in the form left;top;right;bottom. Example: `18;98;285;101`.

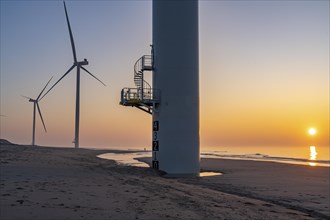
98;152;150;168
98;152;222;177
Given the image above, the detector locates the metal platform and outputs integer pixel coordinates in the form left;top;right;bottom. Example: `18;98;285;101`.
120;87;160;114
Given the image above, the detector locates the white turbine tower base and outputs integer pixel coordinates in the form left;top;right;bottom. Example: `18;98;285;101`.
152;0;200;176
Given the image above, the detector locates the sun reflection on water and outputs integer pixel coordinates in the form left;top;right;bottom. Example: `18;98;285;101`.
199;172;222;177
309;146;317;166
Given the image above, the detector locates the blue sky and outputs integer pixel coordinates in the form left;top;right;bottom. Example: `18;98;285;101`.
1;0;329;149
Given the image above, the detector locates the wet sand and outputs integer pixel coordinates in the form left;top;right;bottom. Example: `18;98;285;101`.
199;158;330;218
1;143;328;219
138;157;330;219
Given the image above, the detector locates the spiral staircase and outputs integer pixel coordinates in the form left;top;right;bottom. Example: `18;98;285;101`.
120;55;159;114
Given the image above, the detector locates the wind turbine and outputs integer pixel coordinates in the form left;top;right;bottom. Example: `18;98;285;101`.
23;77;53;146
41;1;106;148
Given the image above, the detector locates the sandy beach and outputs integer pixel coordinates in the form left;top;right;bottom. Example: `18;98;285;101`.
1;142;329;220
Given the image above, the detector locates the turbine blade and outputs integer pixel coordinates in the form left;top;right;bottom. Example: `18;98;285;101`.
21;95;32;100
39;64;75;101
36;103;47;133
80;66;107;86
63;1;77;63
37;76;53;101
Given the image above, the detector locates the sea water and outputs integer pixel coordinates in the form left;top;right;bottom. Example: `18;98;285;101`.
97;145;329;168
201;145;329;167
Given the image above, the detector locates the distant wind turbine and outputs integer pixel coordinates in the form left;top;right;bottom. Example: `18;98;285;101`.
23;77;53;146
40;1;106;148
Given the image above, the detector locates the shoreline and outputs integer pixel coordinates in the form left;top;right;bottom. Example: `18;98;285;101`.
1;143;329;219
137;157;330;219
93;146;330;167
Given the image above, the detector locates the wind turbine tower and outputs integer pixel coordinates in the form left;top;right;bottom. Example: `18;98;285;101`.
41;1;106;148
120;0;200;176
23;77;52;146
152;0;200;176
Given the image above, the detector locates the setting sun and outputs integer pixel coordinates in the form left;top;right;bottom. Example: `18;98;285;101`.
308;128;317;136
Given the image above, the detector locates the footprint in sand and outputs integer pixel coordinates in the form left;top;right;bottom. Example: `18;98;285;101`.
16;200;24;204
244;202;256;206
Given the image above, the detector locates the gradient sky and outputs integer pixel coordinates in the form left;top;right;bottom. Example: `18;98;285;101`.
0;0;329;149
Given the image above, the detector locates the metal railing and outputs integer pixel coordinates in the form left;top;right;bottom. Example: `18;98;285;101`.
134;55;152;73
121;87;160;105
141;55;153;70
134;56;152;85
133;55;153;101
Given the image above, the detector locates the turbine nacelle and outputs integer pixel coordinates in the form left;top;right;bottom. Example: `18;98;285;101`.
76;58;88;66
22;96;37;103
